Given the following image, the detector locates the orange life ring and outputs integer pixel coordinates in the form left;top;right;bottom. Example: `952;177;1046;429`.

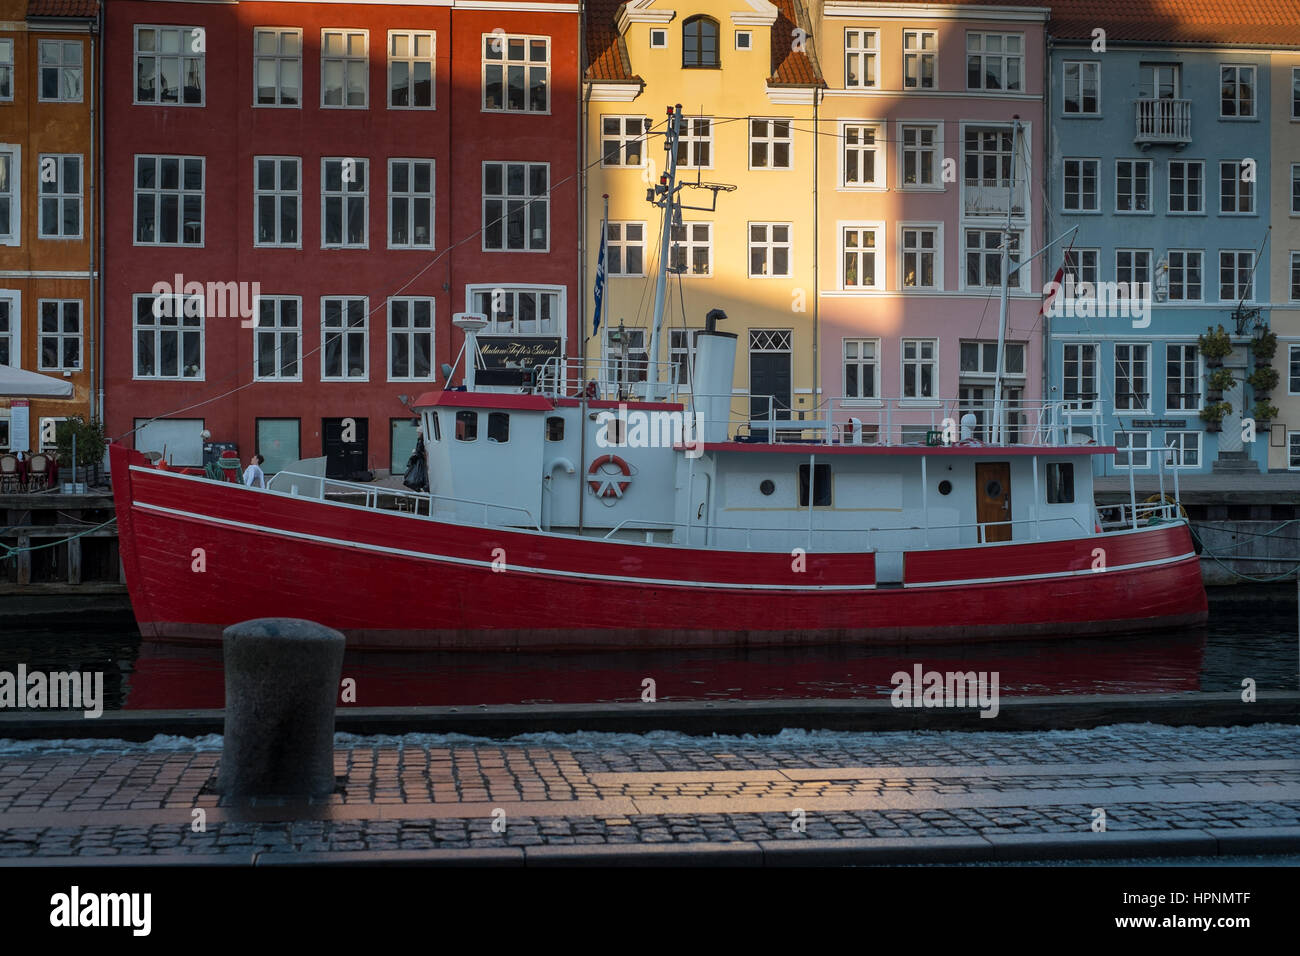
587;454;632;498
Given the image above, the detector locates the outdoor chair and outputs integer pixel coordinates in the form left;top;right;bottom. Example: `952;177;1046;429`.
0;454;18;493
27;453;50;492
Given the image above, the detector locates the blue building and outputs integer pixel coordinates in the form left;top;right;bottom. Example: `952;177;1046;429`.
1045;17;1281;476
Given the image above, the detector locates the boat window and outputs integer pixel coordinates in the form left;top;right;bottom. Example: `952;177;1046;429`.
455;410;478;442
1047;463;1075;503
760;479;775;496
546;416;565;441
938;480;952;496
429;412;441;442
798;463;832;507
487;412;510;443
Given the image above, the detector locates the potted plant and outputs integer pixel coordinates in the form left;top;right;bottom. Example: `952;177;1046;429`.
1197;325;1233;368
1251;399;1278;430
1247;366;1279;398
53;417;108;487
1200;401;1232;433
1250;329;1278;368
1206;367;1235;401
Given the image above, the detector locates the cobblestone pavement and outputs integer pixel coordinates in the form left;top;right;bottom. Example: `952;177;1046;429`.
0;725;1296;859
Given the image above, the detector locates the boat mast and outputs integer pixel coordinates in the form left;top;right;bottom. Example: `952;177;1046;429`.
644;105;682;398
991;116;1022;445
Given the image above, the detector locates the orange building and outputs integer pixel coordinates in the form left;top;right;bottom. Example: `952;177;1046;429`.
0;0;99;454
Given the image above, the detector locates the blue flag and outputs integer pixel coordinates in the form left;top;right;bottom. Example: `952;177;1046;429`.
592;222;607;338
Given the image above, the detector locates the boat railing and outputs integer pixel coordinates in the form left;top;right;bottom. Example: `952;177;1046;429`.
682;395;1105;448
532;356;686;404
266;470;541;530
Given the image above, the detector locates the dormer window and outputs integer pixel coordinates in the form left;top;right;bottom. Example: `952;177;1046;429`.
683;16;719;69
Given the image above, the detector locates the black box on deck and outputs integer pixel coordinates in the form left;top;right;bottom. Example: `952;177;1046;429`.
203;441;239;467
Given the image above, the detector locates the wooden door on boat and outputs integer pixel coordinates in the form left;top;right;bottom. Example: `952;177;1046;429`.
975;461;1012;542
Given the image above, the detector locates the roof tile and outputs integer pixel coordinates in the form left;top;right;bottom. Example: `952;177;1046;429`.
27;0;99;19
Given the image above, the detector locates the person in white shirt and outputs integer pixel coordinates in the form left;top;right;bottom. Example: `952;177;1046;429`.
243;454;267;489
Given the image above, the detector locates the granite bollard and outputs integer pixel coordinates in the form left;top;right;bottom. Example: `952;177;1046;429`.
218;618;345;798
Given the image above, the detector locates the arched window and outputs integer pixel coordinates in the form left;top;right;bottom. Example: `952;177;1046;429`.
683;16;719;68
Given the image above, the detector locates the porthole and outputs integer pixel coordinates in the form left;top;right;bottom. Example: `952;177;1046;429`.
938;480;952;496
985;480;1002;498
760;479;775;496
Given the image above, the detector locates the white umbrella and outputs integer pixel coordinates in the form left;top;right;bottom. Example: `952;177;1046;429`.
0;365;74;398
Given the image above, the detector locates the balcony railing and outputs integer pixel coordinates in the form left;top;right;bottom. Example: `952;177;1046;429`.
1134;98;1191;145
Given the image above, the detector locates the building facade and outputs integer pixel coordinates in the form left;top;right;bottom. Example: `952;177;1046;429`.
0;0;100;453
1270;51;1300;470
1045;4;1296;476
103;0;580;474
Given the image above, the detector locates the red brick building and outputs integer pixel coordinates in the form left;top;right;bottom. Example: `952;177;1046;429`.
103;0;579;474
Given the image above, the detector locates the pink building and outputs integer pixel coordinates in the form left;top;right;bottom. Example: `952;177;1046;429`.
816;2;1049;441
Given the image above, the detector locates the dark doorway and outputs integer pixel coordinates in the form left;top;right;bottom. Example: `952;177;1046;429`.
323;417;370;480
975;461;1012;542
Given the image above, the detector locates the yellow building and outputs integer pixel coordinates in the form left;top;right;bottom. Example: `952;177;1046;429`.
583;0;824;423
0;0;100;456
1270;51;1300;470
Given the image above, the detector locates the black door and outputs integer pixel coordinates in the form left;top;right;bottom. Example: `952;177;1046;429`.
322;417;369;480
749;351;791;441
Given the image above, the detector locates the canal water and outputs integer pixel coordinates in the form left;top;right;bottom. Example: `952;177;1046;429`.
0;592;1295;711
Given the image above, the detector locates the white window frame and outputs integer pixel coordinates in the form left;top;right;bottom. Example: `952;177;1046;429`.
899;223;941;291
321;157;369;250
37;39;83;103
1220;64;1256;118
839;222;883;291
963;228;1025;292
1167;159;1205;215
1114;431;1151;469
1115;159;1153;214
898;123;938;189
387;296;436;382
388;158;435;250
1289;344;1300;394
1165;343;1201;413
1293;163;1299;215
735;31;752;51
134;26;205;107
481;33;550;114
601;115;649;168
253;28;302;108
966;32;1023;92
676;116;713;169
482;161;549;253
841;121;884;189
1064;248;1099;290
0;290;17;376
0;144;17;246
1288;431;1300;470
650;29;667;49
252;295;302;382
1062;157;1100;213
1062;342;1099;408
1293;68;1300;120
254;156;301;248
37;299;82;372
749;118;792;170
842;338;880;401
901;338;939;401
37;154;82;239
1219;160;1254;215
1114;343;1151;414
960;340;1026;379
1115;248;1152;291
606;221;646;277
844;29;877;89
134;154;205;247
0;39;12;103
320;29;369;109
903;30;936;90
388;30;435;110
1219;250;1255;303
1291;251;1300;302
132;292;205;380
320;296;370;382
467;284;567;360
1164;431;1202;469
748;222;791;278
669;221;712;277
1062;60;1099;115
1166;249;1203;302
669;328;696;387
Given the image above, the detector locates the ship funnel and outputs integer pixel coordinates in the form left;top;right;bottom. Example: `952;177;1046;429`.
693;309;737;444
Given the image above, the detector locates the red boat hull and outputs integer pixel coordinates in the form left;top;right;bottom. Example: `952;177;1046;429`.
109;445;1209;650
